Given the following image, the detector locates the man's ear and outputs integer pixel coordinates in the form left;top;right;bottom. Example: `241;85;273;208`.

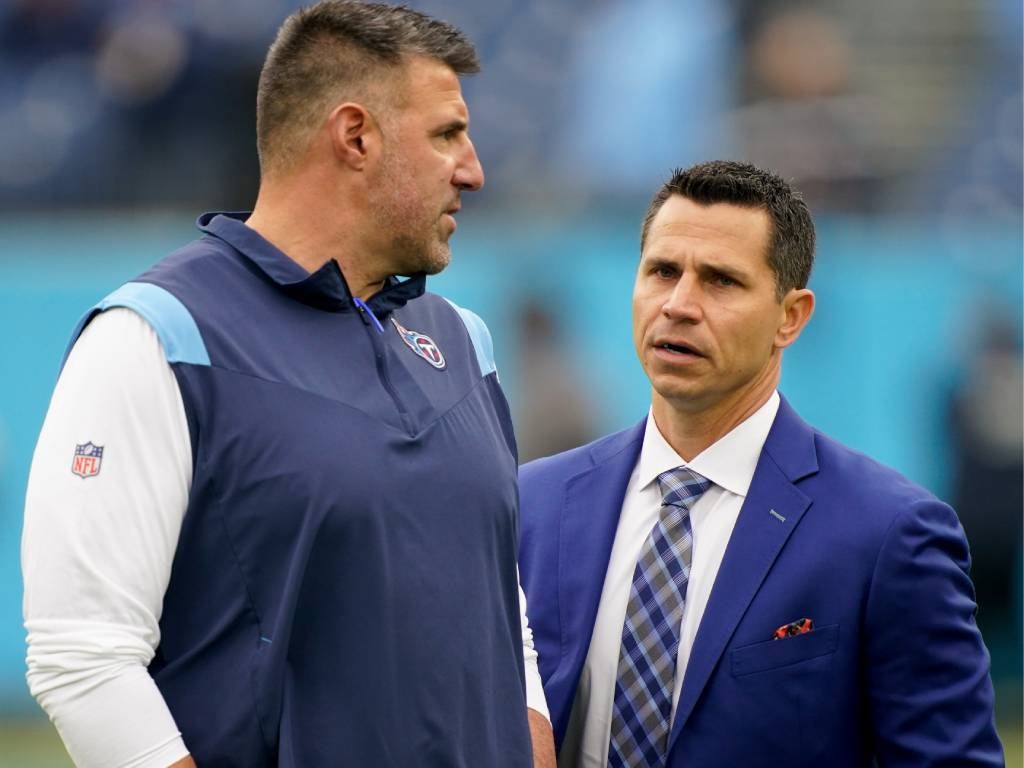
327;102;379;170
775;287;815;350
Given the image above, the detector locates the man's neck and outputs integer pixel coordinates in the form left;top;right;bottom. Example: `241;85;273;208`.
245;179;387;301
652;373;779;461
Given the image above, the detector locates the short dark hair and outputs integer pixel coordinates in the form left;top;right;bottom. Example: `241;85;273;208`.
256;1;479;174
640;161;815;299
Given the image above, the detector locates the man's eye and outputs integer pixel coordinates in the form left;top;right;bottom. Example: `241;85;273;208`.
712;273;736;287
654;266;676;279
442;129;459;141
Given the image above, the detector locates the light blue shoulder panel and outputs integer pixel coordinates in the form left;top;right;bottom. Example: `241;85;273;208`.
443;298;497;378
63;281;210;367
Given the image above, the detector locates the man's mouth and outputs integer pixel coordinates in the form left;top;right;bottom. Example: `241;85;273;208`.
441;206;459;232
656;341;704;357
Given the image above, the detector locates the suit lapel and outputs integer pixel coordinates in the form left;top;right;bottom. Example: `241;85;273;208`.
553;421;646;696
667;397;818;751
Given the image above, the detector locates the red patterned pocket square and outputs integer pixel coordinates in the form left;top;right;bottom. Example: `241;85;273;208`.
773;618;813;640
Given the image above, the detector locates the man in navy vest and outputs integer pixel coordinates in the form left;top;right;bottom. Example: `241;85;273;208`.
518;161;1003;767
23;3;555;766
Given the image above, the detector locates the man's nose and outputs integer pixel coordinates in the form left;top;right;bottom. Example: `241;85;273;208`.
454;136;484;192
662;275;703;321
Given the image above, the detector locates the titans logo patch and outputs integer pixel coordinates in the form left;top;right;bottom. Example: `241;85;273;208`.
391;317;446;370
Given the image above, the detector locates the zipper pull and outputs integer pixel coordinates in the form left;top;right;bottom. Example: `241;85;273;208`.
352;297;385;334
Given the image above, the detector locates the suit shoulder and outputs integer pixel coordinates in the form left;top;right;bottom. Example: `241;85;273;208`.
520;427;639;488
519;441;596;487
790;428;972;599
809;428;947;522
813;429;938;501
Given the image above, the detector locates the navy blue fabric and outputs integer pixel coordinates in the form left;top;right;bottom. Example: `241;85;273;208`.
519;397;1003;767
78;213;531;767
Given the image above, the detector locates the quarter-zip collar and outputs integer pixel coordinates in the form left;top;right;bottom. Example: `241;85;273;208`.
197;212;426;315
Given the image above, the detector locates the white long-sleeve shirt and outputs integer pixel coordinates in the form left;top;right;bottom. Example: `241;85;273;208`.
23;307;549;768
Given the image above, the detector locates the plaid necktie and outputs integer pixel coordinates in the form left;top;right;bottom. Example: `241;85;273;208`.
608;467;710;768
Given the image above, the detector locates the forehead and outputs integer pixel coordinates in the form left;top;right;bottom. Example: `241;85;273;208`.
644;195;771;264
396;55;468;118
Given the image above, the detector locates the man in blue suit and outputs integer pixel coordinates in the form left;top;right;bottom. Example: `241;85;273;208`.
518;160;1003;767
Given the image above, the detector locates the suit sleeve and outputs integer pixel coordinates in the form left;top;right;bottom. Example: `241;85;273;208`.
864;498;1004;767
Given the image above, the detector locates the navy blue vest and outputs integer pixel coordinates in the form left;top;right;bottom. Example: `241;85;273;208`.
72;214;531;767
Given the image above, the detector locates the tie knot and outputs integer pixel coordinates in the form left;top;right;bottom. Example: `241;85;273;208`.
656;466;710;510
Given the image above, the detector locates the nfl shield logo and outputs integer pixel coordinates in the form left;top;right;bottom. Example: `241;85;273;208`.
391;317;446;370
71;442;104;479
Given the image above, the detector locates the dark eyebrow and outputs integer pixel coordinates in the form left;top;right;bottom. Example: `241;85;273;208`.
641;255;678;270
701;261;747;283
437;119;468;134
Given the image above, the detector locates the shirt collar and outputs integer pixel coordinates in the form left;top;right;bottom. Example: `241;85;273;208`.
196;212;426;313
637;391;781;498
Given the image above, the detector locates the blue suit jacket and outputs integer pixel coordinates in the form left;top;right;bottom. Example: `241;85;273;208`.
519;397;1003;767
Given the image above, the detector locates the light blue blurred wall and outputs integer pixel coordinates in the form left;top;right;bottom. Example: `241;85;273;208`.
0;211;1020;711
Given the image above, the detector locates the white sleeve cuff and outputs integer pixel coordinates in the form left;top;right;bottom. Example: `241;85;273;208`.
519;582;551;721
524;656;550;722
34;660;189;768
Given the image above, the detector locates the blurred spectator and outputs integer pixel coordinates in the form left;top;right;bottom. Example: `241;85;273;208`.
0;0;273;208
920;0;1023;226
946;308;1023;653
514;300;598;463
731;0;1013;216
0;0;1016;217
729;7;889;212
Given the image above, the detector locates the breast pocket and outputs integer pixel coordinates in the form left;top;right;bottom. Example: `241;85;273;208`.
730;623;840;677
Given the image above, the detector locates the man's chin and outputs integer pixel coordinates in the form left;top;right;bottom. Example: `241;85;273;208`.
650;378;711;412
390;243;450;276
420;246;451;275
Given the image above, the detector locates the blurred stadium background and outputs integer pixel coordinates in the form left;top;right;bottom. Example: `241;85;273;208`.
0;0;1020;765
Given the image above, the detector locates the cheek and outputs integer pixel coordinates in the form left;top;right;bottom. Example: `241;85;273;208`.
718;312;781;364
631;293;652;341
426;149;454;181
441;154;457;180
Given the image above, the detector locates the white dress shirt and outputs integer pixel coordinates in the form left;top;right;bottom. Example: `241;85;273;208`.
23;308;548;768
559;392;780;767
